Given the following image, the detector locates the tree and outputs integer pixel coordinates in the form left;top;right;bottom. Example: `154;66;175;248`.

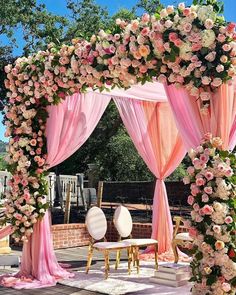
136;0;164;14
65;0;109;40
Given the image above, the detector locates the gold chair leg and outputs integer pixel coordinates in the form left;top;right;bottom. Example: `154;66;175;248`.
115;250;121;270
132;247;136;267
172;240;179;263
154;243;158;270
135;247;140;274
127;247;132;275
86;244;93;274
104;250;109;279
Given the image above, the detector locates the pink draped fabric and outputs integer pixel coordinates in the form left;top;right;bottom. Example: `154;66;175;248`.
0;212;73;289
0;225;14;239
46;92;111;168
165;81;236;150
1;92;110;289
114;98;186;253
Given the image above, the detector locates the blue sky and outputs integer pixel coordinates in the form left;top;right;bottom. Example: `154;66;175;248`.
0;0;235;142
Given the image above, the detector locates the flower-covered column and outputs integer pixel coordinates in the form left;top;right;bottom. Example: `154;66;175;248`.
185;134;236;295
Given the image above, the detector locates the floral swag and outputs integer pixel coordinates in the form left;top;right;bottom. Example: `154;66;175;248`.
2;0;236;244
184;134;236;295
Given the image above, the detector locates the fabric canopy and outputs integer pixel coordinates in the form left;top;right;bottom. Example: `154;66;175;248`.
5;79;235;289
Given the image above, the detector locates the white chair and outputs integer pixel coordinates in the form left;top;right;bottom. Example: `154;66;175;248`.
85;206;133;278
113;205;158;273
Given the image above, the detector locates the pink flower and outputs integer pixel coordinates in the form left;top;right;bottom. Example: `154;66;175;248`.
222;283;231;292
205;52;216;62
141;13;150;23
183;23;192;33
202;205;214;215
204;19;214;29
201;76;211;85
225;216;233;224
187;195;194;205
216;64;224;73
225;168;233;177
217;34;226;42
195;215;203;222
192;43;202;51
196;178;205;186
183;8;190;16
187;166;195;175
200;154;209;163
222;44;231;52
205;171;214;181
202;194;209;203
169;32;178;42
193;203;200;211
204;133;212;141
200;92;211;101
189;227;198;238
211;77;222;87
141;27;150;36
204;186;213;195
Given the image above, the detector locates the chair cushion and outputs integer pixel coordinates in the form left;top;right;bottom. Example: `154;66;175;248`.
122;238;158;246
85;207;107;241
175;232;193;241
113;205;132;238
93;241;132;249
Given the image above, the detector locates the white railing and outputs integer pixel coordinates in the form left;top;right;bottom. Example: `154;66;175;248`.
0;171;95;209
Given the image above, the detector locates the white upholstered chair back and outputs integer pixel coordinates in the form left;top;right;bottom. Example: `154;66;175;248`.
86;206;107;241
113;205;133;238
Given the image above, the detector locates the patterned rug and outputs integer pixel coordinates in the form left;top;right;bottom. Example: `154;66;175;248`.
59;262;192;295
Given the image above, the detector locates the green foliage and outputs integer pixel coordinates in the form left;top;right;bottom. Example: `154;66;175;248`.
136;0;164;15
65;0;109;40
0;154;7;170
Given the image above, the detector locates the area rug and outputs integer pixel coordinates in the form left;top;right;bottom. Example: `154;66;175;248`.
59;262;192;295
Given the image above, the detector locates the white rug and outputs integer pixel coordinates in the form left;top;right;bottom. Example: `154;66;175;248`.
59;262;192;295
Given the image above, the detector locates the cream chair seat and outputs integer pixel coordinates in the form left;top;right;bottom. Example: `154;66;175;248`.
85;206;133;279
113;205;158;273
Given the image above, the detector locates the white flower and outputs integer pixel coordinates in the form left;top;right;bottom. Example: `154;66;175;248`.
201;30;216;47
197;5;216;22
179;42;192;59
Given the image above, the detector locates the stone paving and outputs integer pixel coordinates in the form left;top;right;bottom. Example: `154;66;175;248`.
0;246;124;295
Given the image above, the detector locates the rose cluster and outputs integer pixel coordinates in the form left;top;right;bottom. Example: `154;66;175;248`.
184;134;236;295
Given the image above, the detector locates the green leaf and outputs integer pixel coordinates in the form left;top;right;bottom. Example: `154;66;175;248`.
206;275;217;286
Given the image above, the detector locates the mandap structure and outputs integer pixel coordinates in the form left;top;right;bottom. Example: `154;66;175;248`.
1;0;236;293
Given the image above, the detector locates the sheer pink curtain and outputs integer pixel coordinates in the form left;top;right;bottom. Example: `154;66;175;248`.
114;97;186;253
1;92;110;289
165;80;236;150
46;92;111;167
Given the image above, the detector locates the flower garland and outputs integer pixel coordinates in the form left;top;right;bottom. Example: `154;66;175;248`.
184;134;236;295
2;0;236;242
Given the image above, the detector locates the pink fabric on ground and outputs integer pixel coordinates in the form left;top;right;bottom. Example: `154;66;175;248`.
0;212;73;289
114;98;186;253
165;81;236;150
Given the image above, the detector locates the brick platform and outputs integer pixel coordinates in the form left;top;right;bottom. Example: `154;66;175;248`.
52;223;90;249
51;222;153;249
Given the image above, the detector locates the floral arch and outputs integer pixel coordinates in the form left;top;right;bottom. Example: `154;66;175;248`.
2;0;236;293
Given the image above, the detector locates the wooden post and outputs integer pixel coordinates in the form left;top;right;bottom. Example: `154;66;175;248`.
97;181;103;208
64;183;71;224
